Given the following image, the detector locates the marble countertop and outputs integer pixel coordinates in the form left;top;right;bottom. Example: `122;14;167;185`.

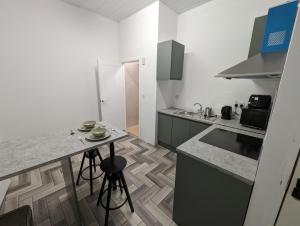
0;122;127;181
158;107;265;135
158;108;217;125
158;107;266;184
177;124;265;185
215;118;265;135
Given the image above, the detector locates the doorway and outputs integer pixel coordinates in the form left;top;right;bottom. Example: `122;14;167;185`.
123;62;139;136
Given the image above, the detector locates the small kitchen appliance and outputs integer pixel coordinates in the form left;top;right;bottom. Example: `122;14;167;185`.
204;107;213;118
240;95;271;130
221;106;232;120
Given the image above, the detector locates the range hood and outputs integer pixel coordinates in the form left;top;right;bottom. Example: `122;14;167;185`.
215;52;287;79
216;1;297;79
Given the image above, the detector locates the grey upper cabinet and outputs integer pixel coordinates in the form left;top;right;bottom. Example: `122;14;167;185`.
157;113;173;146
171;117;190;148
157;40;185;80
189;121;211;138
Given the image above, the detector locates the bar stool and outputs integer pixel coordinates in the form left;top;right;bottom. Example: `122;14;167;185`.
76;148;103;195
0;205;33;226
97;156;134;226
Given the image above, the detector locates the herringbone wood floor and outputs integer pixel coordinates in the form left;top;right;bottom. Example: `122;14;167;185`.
0;136;177;226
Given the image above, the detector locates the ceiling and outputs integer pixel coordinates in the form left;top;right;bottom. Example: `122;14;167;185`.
62;0;212;21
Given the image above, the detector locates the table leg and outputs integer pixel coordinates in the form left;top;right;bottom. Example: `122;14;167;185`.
109;143;115;160
109;143;117;190
61;157;82;226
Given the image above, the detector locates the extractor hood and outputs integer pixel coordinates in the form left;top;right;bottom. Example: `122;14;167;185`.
215;52;287;79
216;1;297;79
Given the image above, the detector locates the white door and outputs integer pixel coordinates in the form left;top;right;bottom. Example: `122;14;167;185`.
276;151;300;226
97;60;125;130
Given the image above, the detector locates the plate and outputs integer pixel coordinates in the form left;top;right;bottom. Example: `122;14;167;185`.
85;131;111;142
78;127;92;132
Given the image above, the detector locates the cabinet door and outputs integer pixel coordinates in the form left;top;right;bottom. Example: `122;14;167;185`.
171;117;190;148
173;153;252;226
157;113;173;146
157;41;172;80
189;121;211;138
170;41;185;80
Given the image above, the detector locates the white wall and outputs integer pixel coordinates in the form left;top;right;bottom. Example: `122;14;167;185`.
156;2;178;110
0;0;119;140
172;0;286;114
124;62;139;128
120;2;159;144
245;8;300;226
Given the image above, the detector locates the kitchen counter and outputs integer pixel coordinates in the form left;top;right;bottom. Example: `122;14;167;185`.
158;107;266;184
158;107;265;135
158;107;217;124
215;118;265;135
177;124;264;185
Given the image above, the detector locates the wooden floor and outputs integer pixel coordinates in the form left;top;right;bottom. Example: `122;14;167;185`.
0;136;177;226
127;125;139;137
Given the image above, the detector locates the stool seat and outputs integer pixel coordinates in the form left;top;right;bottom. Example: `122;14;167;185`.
85;149;98;158
0;205;33;226
100;156;127;174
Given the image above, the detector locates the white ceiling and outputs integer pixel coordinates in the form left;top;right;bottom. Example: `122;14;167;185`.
161;0;212;14
62;0;212;21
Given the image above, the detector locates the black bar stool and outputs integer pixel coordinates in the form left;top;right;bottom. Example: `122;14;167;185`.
76;148;103;195
97;143;134;226
0;205;33;226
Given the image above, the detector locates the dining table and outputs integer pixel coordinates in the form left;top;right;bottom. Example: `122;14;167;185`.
0;121;128;226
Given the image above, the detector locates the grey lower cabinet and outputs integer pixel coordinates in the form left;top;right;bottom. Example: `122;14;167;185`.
189;120;210;138
173;153;252;226
171;117;190;148
157;113;211;152
157;113;173;148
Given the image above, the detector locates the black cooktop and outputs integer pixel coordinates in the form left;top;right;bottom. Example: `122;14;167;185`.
199;128;263;160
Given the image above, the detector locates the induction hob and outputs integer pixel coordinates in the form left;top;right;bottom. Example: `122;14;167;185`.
199;128;263;160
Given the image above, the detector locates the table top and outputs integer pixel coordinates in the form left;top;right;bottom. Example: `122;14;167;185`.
0;122;128;181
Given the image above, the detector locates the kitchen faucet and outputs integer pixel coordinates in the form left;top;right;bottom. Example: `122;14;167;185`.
194;103;203;114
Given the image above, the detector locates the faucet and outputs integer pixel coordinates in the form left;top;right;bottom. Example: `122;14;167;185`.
194;103;203;114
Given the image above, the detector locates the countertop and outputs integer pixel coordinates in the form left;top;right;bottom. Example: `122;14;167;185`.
177;124;264;185
158;107;265;135
158;107;266;184
0;122;127;181
158;107;217;125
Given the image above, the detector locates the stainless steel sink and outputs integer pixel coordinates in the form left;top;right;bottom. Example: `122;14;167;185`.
174;110;199;117
174;110;218;122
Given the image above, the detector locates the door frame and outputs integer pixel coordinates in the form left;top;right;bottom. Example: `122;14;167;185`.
122;57;144;137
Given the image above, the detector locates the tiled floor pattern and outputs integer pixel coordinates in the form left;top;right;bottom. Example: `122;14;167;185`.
0;136;177;226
